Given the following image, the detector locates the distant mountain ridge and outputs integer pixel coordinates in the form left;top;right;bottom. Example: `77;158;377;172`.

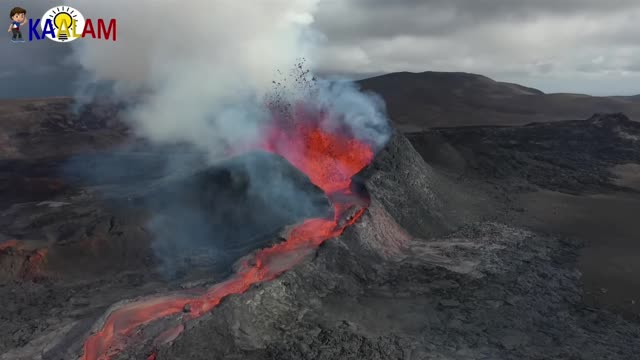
2;71;640;156
357;71;640;131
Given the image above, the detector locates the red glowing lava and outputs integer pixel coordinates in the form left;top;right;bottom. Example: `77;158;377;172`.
0;239;48;280
261;121;374;194
81;112;375;360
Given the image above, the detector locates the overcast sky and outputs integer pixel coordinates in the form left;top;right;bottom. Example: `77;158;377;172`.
4;0;640;98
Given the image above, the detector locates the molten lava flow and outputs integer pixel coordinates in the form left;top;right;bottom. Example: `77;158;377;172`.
19;248;48;279
0;239;48;280
82;118;375;360
0;240;19;251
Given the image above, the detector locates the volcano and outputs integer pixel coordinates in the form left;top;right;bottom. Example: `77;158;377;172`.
79;108;377;360
3;74;640;360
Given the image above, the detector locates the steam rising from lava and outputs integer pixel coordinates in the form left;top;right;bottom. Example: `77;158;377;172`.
69;0;389;157
67;2;391;358
66;0;390;275
81;108;378;360
70;0;322;155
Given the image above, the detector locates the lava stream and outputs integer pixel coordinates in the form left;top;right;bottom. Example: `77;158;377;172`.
81;121;374;360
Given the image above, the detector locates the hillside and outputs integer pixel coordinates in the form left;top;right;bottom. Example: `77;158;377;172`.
358;71;640;130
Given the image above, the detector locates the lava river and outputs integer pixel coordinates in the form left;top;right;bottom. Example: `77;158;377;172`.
81;115;375;360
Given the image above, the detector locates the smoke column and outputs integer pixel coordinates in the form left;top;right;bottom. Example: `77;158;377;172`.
70;0;322;156
68;0;390;273
69;2;392;357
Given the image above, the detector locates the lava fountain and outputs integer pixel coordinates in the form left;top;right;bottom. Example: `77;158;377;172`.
81;105;376;360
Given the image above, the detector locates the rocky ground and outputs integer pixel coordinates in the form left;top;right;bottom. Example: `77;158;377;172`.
140;133;640;360
408;113;640;318
1;94;640;360
408;113;640;194
129;130;640;360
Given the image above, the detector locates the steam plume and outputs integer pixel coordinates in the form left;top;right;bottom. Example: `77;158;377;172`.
71;0;323;157
67;0;391;275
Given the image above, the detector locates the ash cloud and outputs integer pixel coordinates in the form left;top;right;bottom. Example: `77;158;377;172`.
69;0;323;157
314;79;391;150
64;0;391;276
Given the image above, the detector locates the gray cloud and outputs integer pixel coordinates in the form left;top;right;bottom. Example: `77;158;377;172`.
310;0;640;94
316;0;640;41
1;0;77;97
2;0;640;97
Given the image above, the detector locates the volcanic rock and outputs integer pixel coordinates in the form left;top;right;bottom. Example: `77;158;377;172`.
408;113;640;317
2;91;640;360
409;113;640;195
141;130;640;360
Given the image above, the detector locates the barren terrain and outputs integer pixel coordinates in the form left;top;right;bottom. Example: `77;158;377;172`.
2;74;640;359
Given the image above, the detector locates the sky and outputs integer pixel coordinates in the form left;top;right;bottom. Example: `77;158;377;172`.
3;0;640;98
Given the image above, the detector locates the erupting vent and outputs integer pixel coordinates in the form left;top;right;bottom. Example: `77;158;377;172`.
81;105;376;360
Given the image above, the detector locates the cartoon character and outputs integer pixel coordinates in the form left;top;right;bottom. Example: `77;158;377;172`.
8;7;27;42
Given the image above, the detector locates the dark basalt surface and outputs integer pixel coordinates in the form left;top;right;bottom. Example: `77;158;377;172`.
137;130;640;360
2;96;640;360
408;113;640;194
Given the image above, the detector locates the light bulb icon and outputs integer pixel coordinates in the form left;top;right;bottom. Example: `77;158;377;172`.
53;12;73;40
41;6;85;42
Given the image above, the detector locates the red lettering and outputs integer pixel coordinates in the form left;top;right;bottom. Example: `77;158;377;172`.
82;19;95;38
97;19;117;41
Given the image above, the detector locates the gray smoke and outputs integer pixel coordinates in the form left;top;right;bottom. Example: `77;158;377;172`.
69;0;321;158
313;79;391;149
65;0;391;277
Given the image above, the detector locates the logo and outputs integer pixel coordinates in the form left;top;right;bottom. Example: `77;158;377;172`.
9;5;117;43
39;6;87;42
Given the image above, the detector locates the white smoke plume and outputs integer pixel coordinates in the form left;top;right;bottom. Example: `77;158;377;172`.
70;0;324;158
313;79;390;149
66;0;391;276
